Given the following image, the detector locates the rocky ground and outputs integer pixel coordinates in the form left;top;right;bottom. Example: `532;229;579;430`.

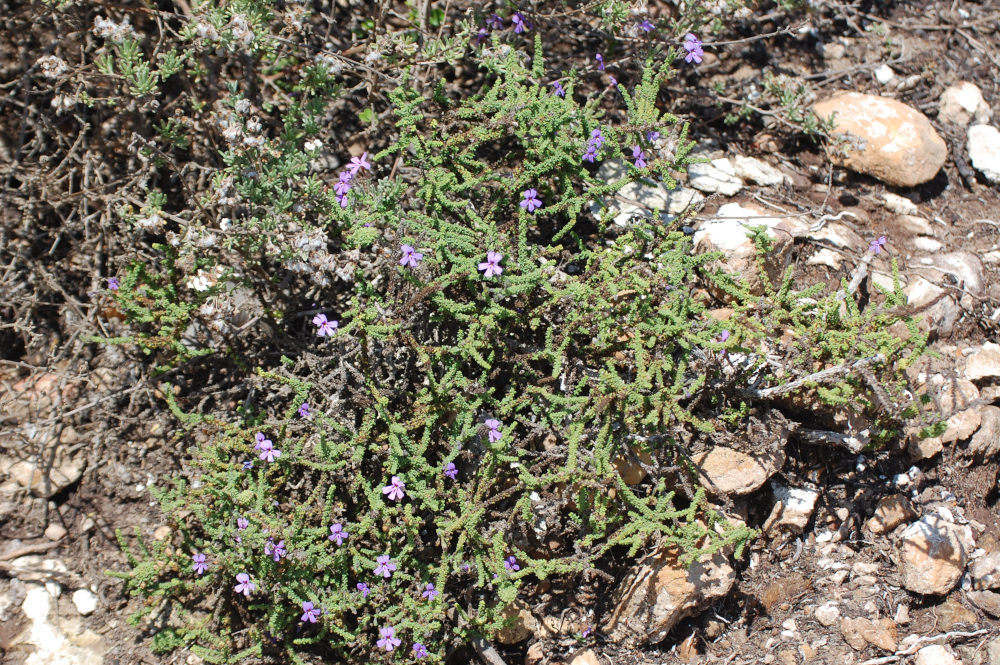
2;1;1000;665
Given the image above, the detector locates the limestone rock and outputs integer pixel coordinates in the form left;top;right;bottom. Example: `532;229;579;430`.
602;545;735;644
915;645;962;665
867;494;917;534
71;589;97;616
927;374;982;444
883;192;918;215
569;650;605;665
814;602;840;627
963;343;1000;382
763;485;818;536
693;203;806;295
6;458;83;498
898;516;967;595
940;82;991;126
732;155;787;186
7;584;106;665
691;446;783;496
969;406;1000;459
840;617;898;652
813;92;947;187
496;600;547;644
968;125;1000;184
687;159;743;195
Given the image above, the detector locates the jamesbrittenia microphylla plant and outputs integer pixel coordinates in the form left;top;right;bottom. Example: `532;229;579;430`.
91;4;930;664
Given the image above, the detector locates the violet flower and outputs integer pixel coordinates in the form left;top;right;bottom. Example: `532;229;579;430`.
869;235;887;255
336;193;349;208
421;583;438;601
382;476;406;502
400;244;424;268
313;313;338;337
298;402;311;418
258;439;281;463
595;53;605;71
632;145;647;169
265;538;286;562
473;27;489;44
192;552;208;576
719;330;731;343
550;81;565;97
478;251;503;278
374;554;397;578
413;643;429;659
328;522;348;546
300;601;320;623
254;432;271;451
233;572;255;597
638;19;655;33
357;582;370;598
582;145;598;163
683;33;704;64
504;556;520;572
444;462;458;480
237;516;249;530
589;128;604;148
486;13;502;30
348;151;371;174
107;277;120;291
242;460;254;470
485;418;502;443
519;188;542;213
511;12;528;33
646;130;660;143
376;626;401;652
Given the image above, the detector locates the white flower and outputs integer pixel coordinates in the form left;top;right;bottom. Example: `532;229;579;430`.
219;218;232;231
245;117;262;134
36;55;68;79
137;213;164;231
195;22;219;40
243;135;264;148
187;269;217;292
93;15;136;41
234;99;251;114
304;138;323;152
230;15;254;46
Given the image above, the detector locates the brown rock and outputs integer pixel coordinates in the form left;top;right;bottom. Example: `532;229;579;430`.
964;343;1000;382
602;545;734;644
691;446;782;496
898;516;967;595
813;92;947;187
969;590;1000;617
525;642;545;665
840;617;898;652
496;601;547;644
866;494;917;534
915;645;961;665
569;650;604;665
7;459;83;498
763;486;818;536
970;406;1000;458
909;435;944;460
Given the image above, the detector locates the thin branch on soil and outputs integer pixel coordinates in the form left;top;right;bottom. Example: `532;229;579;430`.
858;629;991;665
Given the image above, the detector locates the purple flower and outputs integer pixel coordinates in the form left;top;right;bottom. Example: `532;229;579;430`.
258;439;281;463
511;12;528;33
550;81;565;97
328;523;348;546
519;188;542;213
595;53;605;71
298;402;311;418
233;572;255;597
300;601;321;623
400;244;424;268
646;130;660;143
237;517;249;530
472;26;489;44
444;462;458;480
382;475;406;502
192;552;208;576
718;330;731;343
683;33;704;64
376;625;401;652
486;13;502;30
589;128;604;148
638;19;655;33
336;193;349;208
313;313;338;337
485;418;502;443
413;643;429;659
357;582;370;598
334;170;353;196
582;145;598;163
254;432;271;450
478;251;503;278
348;151;371;174
504;556;520;572
869;235;887;255
242;460;254;470
374;554;397;578
421;583;439;601
608;75;618;87
632;146;647;169
107;277;120;291
265;538;286;562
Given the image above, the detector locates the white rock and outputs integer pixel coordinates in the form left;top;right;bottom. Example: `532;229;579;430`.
815;603;841;626
898;516;967;595
968;124;1000;183
17;584;106;665
688;159;744;195
591;180;704;228
915;645;961;665
72;589;98;616
732;156;787;186
912;237;943;252
940;82;991;126
764;485;819;535
964;343;1000;382
883;192;918;215
874;65;895;85
807;248;844;269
